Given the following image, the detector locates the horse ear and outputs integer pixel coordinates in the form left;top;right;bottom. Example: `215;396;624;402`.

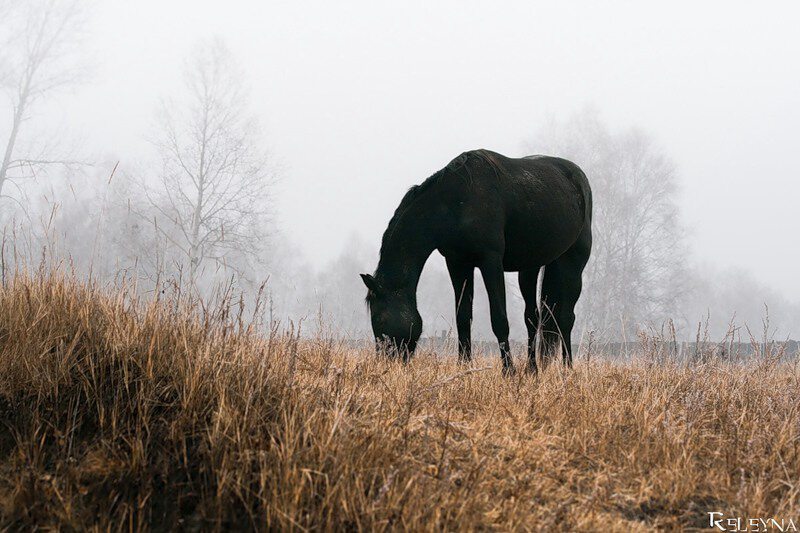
360;273;380;293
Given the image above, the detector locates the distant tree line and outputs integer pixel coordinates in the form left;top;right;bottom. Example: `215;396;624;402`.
1;3;797;345
293;111;800;343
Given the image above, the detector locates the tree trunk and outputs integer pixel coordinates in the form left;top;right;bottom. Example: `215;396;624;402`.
0;97;27;203
188;99;211;284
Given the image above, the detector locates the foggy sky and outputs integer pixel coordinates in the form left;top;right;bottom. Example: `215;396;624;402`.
45;0;800;298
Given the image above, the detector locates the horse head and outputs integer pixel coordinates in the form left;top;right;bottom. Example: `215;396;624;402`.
361;273;422;361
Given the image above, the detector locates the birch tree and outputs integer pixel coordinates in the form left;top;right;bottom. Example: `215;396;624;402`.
528;111;689;339
143;39;272;285
0;0;88;214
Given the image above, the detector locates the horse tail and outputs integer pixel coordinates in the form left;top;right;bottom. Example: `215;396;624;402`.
551;159;593;228
575;165;592;227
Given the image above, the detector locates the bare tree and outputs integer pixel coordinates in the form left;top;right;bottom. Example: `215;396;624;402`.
141;39;272;285
0;0;88;214
528;110;689;339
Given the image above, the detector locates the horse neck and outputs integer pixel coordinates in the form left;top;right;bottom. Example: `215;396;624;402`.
375;213;438;298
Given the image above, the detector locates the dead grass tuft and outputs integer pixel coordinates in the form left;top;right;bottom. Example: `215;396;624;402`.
0;270;798;530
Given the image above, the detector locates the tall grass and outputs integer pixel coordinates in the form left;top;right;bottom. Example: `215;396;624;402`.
0;269;798;530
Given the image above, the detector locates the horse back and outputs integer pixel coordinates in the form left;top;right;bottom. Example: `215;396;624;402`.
439;150;591;270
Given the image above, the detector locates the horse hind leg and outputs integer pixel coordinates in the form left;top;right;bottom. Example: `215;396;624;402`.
540;231;591;367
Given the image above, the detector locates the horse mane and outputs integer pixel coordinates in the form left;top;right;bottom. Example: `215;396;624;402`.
368;150;504;306
366;178;439;307
377;162;450;258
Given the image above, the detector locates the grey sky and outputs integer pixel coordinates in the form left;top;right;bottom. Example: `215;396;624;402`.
48;0;800;298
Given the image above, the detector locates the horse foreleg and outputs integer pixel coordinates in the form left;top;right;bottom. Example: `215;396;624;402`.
519;266;543;374
446;257;474;363
479;255;514;376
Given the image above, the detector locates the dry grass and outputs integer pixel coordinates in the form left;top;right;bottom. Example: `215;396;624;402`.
0;271;799;531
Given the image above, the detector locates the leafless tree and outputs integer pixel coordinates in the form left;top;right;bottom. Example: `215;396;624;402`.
141;39;273;285
0;0;89;215
528;110;689;339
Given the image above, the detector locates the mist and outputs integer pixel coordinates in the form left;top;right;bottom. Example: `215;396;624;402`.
2;0;800;343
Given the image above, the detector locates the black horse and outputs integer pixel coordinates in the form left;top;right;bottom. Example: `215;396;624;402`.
361;149;592;374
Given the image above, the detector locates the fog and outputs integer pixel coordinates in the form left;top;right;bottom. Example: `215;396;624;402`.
3;0;800;342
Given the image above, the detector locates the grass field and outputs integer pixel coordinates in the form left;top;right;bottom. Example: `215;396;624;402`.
0;271;798;531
